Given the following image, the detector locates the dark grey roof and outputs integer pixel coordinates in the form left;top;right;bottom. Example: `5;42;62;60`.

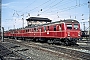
62;19;79;23
26;17;52;22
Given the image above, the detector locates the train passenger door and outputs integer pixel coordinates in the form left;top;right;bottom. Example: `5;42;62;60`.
39;28;41;37
56;24;62;37
54;25;57;37
59;24;62;37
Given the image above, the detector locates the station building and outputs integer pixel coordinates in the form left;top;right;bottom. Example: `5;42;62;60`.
26;17;52;27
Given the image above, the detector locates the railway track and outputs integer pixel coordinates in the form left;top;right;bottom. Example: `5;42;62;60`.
2;38;90;60
0;43;26;60
23;40;90;60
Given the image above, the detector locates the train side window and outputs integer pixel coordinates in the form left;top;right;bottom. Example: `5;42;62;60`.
59;24;62;31
36;28;38;32
26;29;29;32
34;28;38;32
28;29;29;32
18;30;19;33
54;25;56;31
47;26;49;30
40;28;42;32
30;29;32;32
34;28;36;32
39;28;41;32
67;24;72;29
32;29;33;32
74;24;79;29
31;29;32;32
44;26;46;32
26;30;27;32
29;29;31;32
13;31;14;33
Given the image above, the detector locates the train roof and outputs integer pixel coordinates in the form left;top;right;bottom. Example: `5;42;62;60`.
60;19;79;23
26;17;52;22
47;19;79;24
25;19;79;28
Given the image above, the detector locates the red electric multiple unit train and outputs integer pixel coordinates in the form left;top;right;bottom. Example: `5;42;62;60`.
4;18;81;45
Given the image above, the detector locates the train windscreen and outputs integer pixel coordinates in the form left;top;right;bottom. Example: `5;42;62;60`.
66;24;79;30
74;24;79;30
66;24;72;29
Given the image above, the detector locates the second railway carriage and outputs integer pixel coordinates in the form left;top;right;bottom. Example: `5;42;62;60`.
4;19;81;45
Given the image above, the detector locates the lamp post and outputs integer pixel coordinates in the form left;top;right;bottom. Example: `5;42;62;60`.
21;14;24;28
0;0;1;39
22;18;24;28
2;27;4;42
82;14;85;31
88;1;90;40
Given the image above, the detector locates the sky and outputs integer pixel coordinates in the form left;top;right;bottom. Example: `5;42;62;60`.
2;0;89;31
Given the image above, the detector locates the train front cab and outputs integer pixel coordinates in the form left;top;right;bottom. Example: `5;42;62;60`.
64;21;81;45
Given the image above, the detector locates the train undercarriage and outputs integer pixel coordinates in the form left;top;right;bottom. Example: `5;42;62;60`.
5;36;79;46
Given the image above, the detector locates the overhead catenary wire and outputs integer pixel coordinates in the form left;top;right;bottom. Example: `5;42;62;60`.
36;0;75;18
40;2;88;20
17;0;52;17
41;0;56;9
4;0;76;18
31;0;64;16
3;0;88;16
42;0;64;12
53;0;75;9
3;0;88;19
42;2;88;15
18;0;36;12
3;0;39;17
58;2;87;13
79;0;80;6
34;0;57;16
12;0;36;19
28;0;51;12
35;0;66;16
42;0;75;13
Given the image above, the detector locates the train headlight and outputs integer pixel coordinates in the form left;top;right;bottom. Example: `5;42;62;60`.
68;32;70;36
78;32;80;36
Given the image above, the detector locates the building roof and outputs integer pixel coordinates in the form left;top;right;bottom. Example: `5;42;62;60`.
26;17;52;22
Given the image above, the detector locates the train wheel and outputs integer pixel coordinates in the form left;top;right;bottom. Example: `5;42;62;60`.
71;39;77;45
64;39;70;46
14;37;17;40
35;39;39;42
22;38;25;40
47;40;54;44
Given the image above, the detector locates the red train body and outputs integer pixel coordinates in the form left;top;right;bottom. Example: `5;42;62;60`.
4;19;81;45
